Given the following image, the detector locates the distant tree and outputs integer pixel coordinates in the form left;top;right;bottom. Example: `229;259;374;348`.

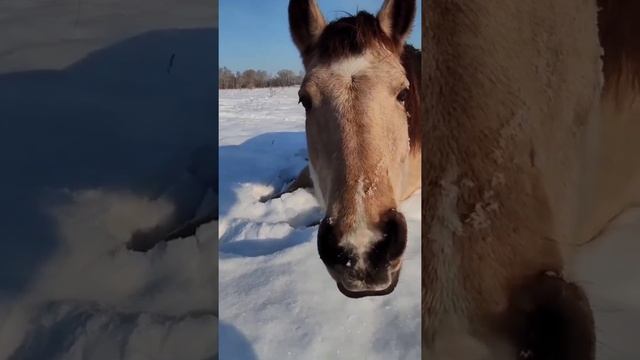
275;69;296;87
239;69;257;88
255;70;269;88
296;70;305;84
235;71;242;88
218;67;303;89
219;67;236;89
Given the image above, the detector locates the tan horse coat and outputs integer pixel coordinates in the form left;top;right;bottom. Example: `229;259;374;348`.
422;0;640;358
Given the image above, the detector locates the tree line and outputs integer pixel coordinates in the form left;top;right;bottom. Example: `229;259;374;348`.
219;67;304;89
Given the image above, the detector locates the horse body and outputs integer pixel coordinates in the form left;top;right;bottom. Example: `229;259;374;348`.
423;0;640;358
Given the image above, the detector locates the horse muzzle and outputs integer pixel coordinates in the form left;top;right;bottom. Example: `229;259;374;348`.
317;209;408;298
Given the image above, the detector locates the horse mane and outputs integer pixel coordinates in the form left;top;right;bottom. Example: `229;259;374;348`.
598;0;640;95
306;11;399;64
302;11;422;151
402;44;422;152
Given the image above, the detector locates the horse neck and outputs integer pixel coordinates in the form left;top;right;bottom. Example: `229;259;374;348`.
422;0;606;244
421;2;605;338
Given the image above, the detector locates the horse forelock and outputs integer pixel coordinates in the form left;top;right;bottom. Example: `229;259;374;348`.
302;11;399;66
402;44;422;152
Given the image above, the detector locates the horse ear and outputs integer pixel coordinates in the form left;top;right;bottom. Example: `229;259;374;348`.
289;0;327;54
377;0;416;46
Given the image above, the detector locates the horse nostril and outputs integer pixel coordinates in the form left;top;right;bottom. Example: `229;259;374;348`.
317;217;353;266
370;209;408;267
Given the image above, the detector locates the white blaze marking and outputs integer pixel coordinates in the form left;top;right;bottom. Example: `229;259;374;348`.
328;56;370;78
340;178;379;269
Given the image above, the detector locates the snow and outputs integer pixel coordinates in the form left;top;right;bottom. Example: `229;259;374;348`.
568;208;640;360
219;87;421;360
0;1;218;359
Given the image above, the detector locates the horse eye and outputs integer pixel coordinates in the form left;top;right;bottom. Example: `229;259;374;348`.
299;94;312;111
396;88;410;103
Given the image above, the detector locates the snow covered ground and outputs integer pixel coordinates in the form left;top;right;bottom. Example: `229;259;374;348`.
219;87;422;360
569;208;640;360
0;1;218;359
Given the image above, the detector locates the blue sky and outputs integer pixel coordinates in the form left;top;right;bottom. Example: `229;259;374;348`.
219;0;421;74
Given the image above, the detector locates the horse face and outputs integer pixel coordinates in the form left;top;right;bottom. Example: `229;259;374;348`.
289;0;417;297
301;54;412;296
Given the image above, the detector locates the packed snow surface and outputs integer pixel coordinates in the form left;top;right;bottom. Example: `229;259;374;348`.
218;87;422;360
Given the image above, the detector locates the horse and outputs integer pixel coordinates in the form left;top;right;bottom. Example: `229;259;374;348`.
422;0;640;358
287;0;422;298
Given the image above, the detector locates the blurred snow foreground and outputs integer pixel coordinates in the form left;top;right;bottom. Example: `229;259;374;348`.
0;187;218;360
0;1;218;359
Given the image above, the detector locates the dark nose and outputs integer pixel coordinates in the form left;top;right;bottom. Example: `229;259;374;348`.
317;217;355;266
368;209;407;269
